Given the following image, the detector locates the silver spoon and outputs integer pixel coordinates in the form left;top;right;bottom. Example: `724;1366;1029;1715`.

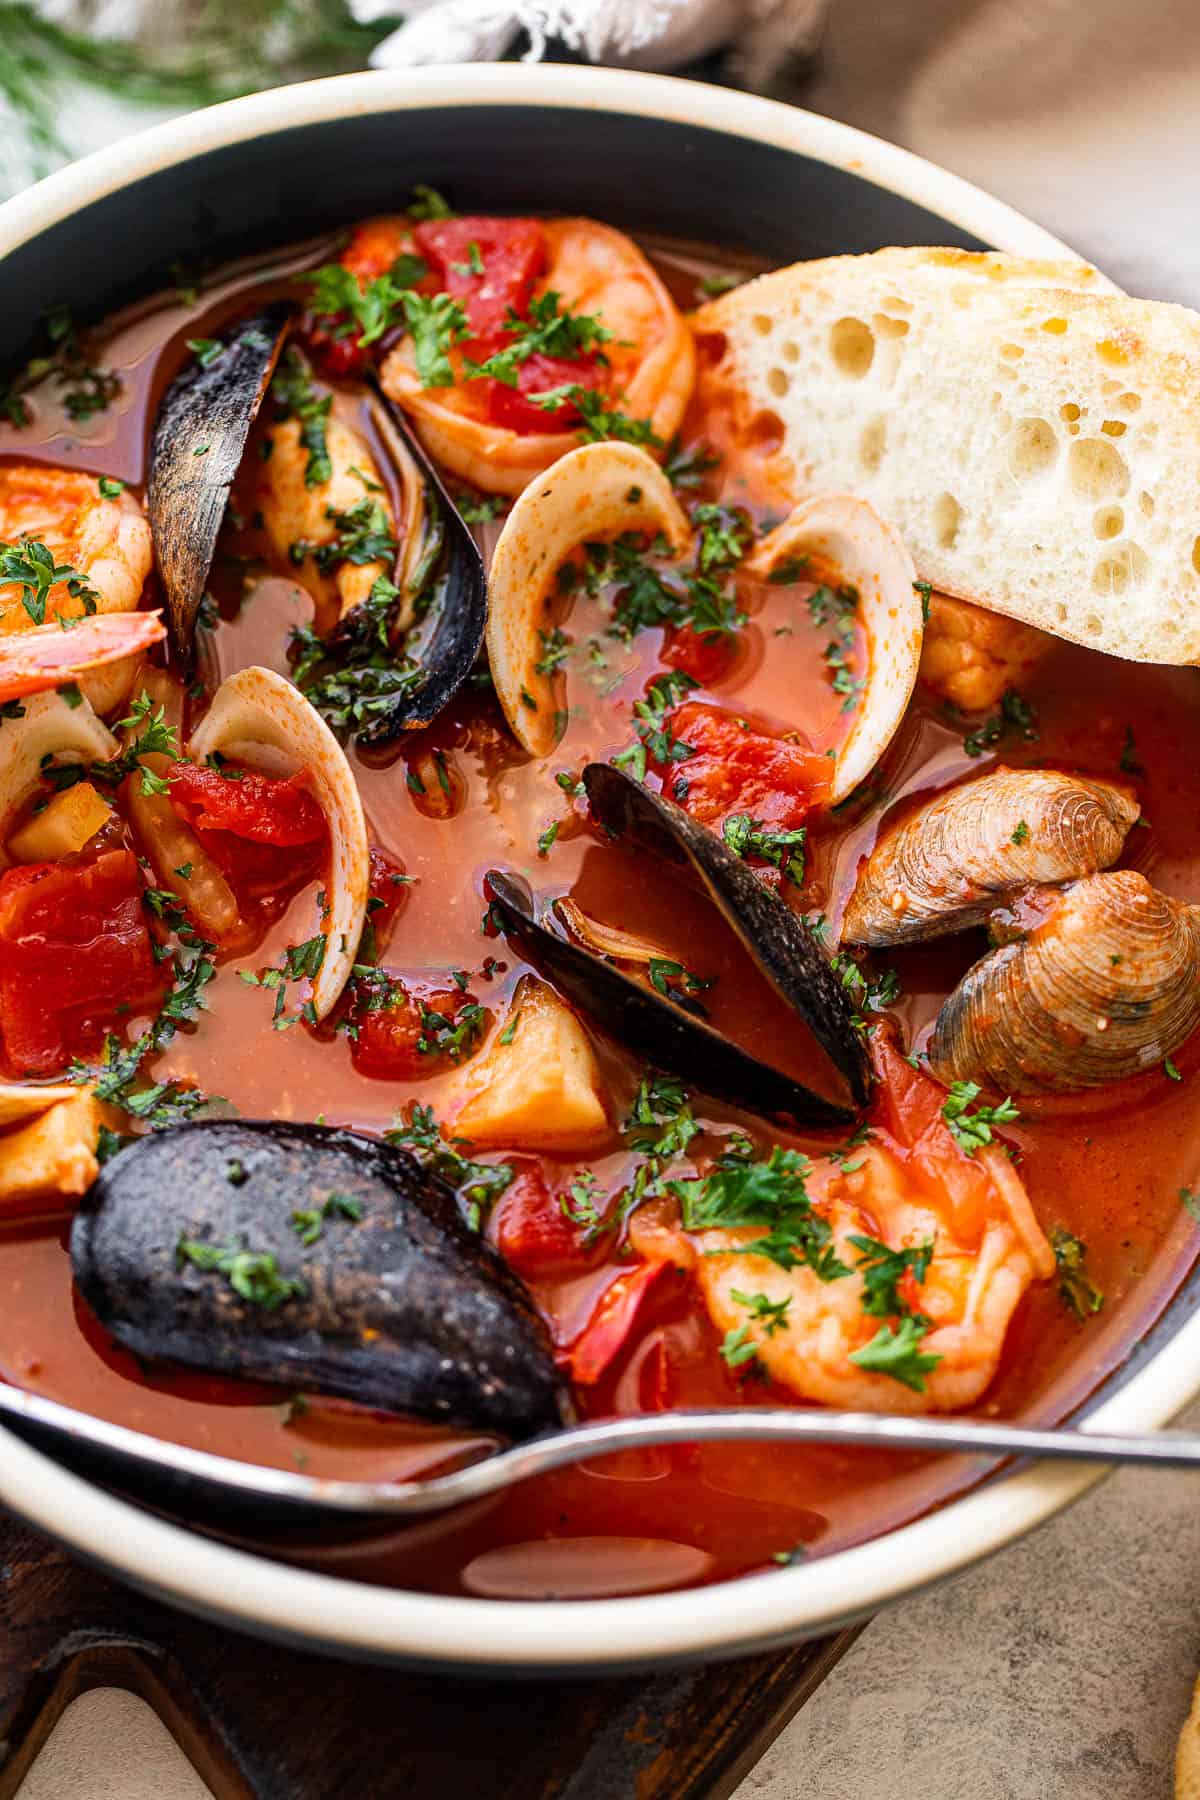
2;1379;1199;1531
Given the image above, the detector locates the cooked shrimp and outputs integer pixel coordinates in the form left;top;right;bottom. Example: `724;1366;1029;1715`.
631;1137;1053;1414
381;217;695;496
254;407;394;623
0;464;152;714
920;592;1053;711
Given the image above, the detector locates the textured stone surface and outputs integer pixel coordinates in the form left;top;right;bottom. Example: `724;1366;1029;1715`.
734;1403;1200;1799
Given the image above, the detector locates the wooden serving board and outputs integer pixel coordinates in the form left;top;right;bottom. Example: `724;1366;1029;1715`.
0;1505;860;1800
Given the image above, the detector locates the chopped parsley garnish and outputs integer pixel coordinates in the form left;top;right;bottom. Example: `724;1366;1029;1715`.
730;1288;792;1335
647;957;713;1007
453;490;505;523
612;670;698;783
291;1191;364;1247
532;383;662;448
663;439;720;491
718;1323;760;1369
913;578;933;624
291;497;398;577
1050;1227;1104;1320
962;688;1039;758
669;1147;850;1282
464;290;612;386
409;184;455;220
97;476;125;499
417;998;486;1061
176;1237;305;1309
828;948;901;1029
186;337;223;369
849;1316;942;1393
402;289;470;388
1012;820;1030;845
1166;1056;1184;1082
849;1233;934;1317
387;1101;513;1228
941;1081;1019;1155
535;626;570;674
271;346;332;488
0;537;100;626
291;571;423;741
691;503;751;573
722;814;806;886
536;821;559;856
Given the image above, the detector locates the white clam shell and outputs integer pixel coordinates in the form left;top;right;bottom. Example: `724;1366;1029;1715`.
748;493;922;804
189;666;370;1020
485;441;690;757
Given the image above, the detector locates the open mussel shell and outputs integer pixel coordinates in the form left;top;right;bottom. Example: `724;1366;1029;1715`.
928;869;1200;1092
148;304;292;665
484;870;855;1130
362;384;487;740
71;1120;570;1441
583;761;870;1105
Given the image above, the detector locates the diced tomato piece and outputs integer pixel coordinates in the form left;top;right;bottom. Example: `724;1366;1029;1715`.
660;622;736;687
167;764;325;846
869;1030;947;1150
0;849;163;1075
414;217;547;339
656;701;830;829
365;847;409;957
494;1165;595;1279
565;1260;673;1386
350;981;477;1080
485;350;605;434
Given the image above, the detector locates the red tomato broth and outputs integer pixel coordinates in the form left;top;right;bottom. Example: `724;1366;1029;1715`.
0;228;1197;1600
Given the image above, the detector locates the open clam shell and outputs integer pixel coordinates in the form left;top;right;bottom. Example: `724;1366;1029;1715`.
928;869;1200;1091
148;305;292;665
583;760;870;1104
842;766;1140;948
484;870;855;1130
485;442;690;758
747;494;923;805
188;666;369;1019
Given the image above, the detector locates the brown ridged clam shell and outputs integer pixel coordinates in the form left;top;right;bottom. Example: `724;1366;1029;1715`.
841;767;1138;947
928;870;1200;1092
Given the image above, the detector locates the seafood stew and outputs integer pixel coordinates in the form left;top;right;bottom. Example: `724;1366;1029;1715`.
0;198;1198;1604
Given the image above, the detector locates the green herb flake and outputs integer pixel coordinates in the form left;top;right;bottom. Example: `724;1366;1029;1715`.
1050;1227;1104;1320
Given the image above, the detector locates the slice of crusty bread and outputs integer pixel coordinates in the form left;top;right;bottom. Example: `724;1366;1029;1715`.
692;247;1200;663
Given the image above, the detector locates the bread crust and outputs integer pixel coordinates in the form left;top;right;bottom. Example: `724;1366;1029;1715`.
694;248;1200;664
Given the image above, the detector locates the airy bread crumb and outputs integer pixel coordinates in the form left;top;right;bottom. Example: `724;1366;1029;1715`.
693;247;1200;664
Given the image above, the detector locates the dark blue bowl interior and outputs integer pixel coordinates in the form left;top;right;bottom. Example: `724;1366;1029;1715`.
0;102;985;370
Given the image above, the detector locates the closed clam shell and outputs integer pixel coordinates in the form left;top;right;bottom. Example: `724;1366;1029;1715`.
841;766;1138;947
928;870;1200;1092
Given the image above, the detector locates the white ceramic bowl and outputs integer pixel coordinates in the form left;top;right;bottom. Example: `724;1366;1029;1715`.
0;63;1193;1672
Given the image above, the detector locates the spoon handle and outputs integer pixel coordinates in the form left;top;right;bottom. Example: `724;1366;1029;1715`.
4;1380;1200;1527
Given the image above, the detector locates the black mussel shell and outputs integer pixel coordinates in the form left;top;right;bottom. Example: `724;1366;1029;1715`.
148;305;292;665
71;1121;570;1441
583;762;870;1104
484;870;855;1130
362;385;486;741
